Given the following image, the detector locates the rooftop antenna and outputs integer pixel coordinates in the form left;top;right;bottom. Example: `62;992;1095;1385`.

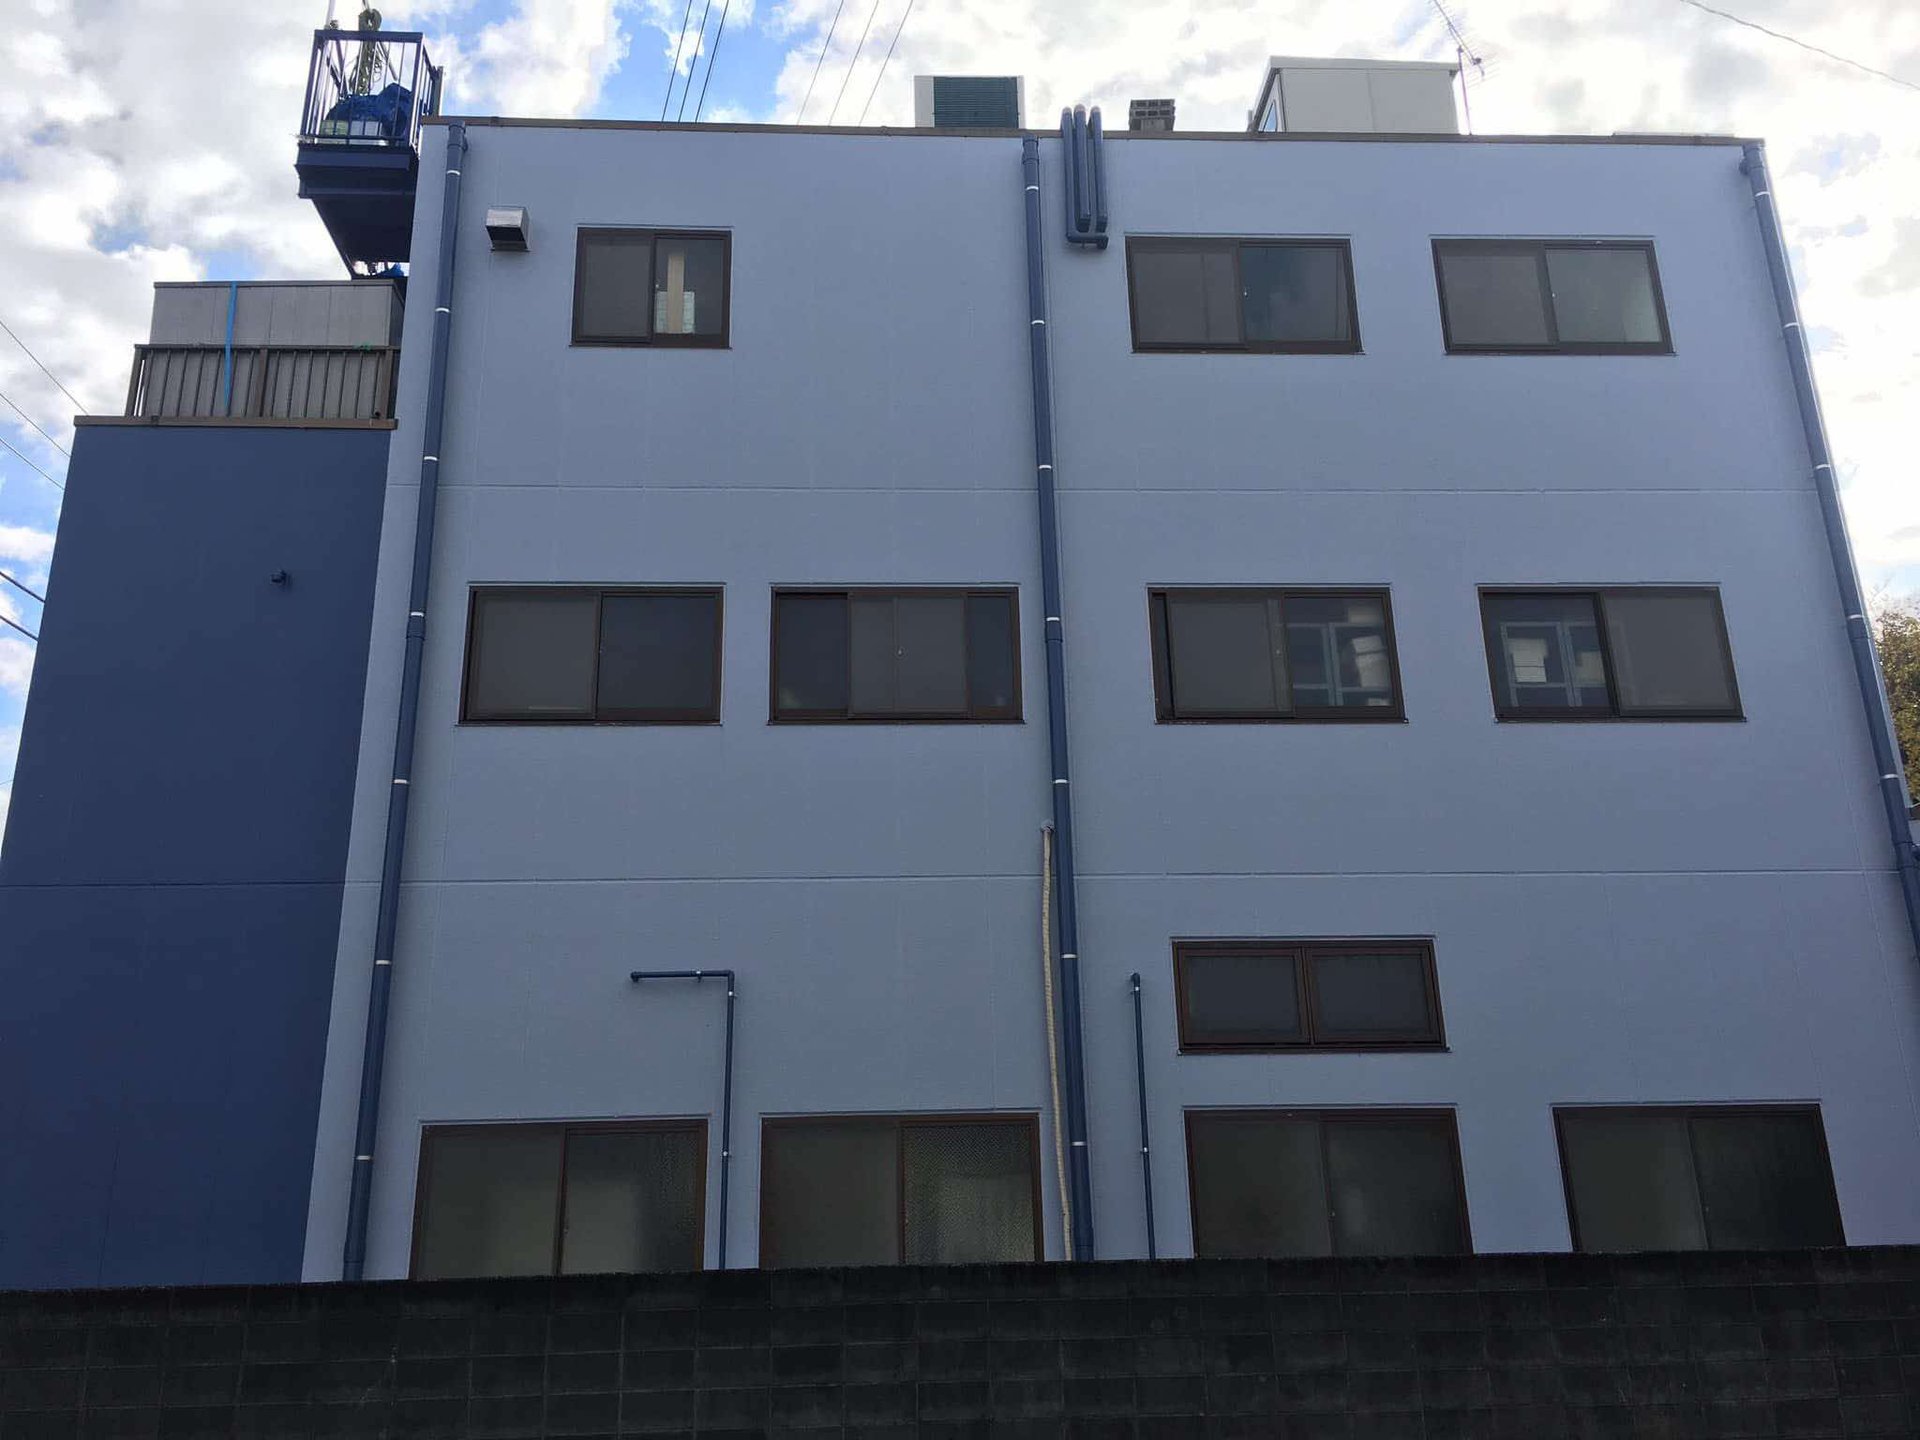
1431;0;1486;133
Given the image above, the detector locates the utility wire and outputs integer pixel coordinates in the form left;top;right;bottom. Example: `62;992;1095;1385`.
0;388;70;458
856;0;916;124
827;0;883;123
692;0;733;122
0;613;37;644
0;432;64;491
0;318;88;416
662;0;701;119
794;0;850;122
677;0;719;122
1675;0;1920;94
0;569;44;605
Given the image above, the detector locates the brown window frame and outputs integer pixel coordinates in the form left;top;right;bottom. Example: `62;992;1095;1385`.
1553;1104;1845;1254
1433;238;1673;356
571;227;733;348
459;584;724;725
409;1117;709;1279
768;586;1023;724
758;1112;1045;1267
1479;585;1742;722
1126;236;1362;354
1173;938;1445;1053
1148;586;1404;722
1185;1107;1473;1259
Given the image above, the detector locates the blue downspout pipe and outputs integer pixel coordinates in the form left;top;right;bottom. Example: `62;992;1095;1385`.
629;970;737;1268
342;119;468;1281
1741;142;1920;961
1022;134;1096;1261
219;281;237;416
1130;972;1156;1259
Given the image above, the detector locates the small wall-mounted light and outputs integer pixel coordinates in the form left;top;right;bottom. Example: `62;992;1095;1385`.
485;207;530;252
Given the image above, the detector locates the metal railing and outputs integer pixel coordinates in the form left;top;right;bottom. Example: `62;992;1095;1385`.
127;345;399;421
300;28;441;153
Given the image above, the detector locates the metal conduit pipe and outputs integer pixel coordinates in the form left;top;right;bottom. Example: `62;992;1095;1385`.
629;970;737;1269
1129;973;1156;1259
341;119;468;1281
1741;143;1920;960
1022;134;1096;1261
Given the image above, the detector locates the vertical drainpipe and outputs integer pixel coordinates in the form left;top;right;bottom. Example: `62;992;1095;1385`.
1741;143;1920;961
219;281;238;417
1022;134;1096;1261
342;119;468;1281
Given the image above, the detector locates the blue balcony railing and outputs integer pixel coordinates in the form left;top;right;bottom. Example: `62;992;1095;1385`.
299;27;442;153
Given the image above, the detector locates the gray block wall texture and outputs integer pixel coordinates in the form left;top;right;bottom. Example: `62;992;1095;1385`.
6;1250;1920;1437
301;121;1920;1280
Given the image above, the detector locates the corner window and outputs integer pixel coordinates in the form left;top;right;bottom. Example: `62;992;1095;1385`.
1149;588;1401;721
573;228;730;346
760;1115;1040;1267
771;588;1020;722
462;586;723;723
1187;1110;1470;1259
1480;587;1739;720
1434;239;1670;354
1175;940;1443;1052
1557;1107;1843;1253
412;1121;705;1278
1127;238;1358;353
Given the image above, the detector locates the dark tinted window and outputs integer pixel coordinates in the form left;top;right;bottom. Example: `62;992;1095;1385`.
1481;588;1739;720
772;589;1021;721
463;588;722;723
413;1122;705;1279
1558;1108;1842;1253
1129;238;1359;353
761;1116;1039;1267
1176;941;1442;1051
573;228;730;346
1188;1110;1469;1259
1151;589;1401;721
1435;239;1669;353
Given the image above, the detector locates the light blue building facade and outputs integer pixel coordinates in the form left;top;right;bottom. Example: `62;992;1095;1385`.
5;62;1919;1288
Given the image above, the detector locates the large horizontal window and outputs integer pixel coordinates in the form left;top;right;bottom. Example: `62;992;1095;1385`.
413;1121;705;1279
1434;239;1670;354
1557;1107;1843;1253
760;1115;1040;1267
462;587;723;723
1149;588;1401;721
1175;940;1443;1052
1127;237;1359;353
573;228;730;346
771;588;1020;722
1480;587;1739;720
1188;1110;1469;1259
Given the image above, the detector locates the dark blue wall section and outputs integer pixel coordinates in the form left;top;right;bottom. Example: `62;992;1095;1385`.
0;423;387;1288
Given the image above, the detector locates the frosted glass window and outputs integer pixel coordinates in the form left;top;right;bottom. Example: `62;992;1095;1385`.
1692;1112;1844;1250
1603;591;1739;716
1189;1111;1466;1259
573;230;653;342
903;1123;1036;1264
1548;246;1664;345
761;1122;898;1267
1437;239;1669;352
1131;238;1359;352
560;1128;704;1275
1178;949;1305;1047
1310;948;1436;1040
773;589;1019;721
1437;247;1551;347
465;592;598;719
1165;595;1285;715
1177;941;1442;1051
1560;1112;1705;1252
595;592;721;719
1131;243;1239;346
416;1128;562;1280
1241;243;1354;346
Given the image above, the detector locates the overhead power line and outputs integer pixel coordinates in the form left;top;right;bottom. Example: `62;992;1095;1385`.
827;0;884;123
662;0;701;119
795;0;850;123
0;387;71;458
0;612;37;644
0;431;64;491
858;0;918;124
677;0;720;121
0;318;88;416
1675;0;1920;94
693;0;733;121
0;569;45;605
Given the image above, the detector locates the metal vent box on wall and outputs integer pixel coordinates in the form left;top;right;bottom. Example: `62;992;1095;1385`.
914;75;1025;129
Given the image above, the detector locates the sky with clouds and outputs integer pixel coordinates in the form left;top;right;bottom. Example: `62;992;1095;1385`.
0;0;1916;839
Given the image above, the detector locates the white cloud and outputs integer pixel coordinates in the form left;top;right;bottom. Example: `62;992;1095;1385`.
0;525;56;570
455;0;634;117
